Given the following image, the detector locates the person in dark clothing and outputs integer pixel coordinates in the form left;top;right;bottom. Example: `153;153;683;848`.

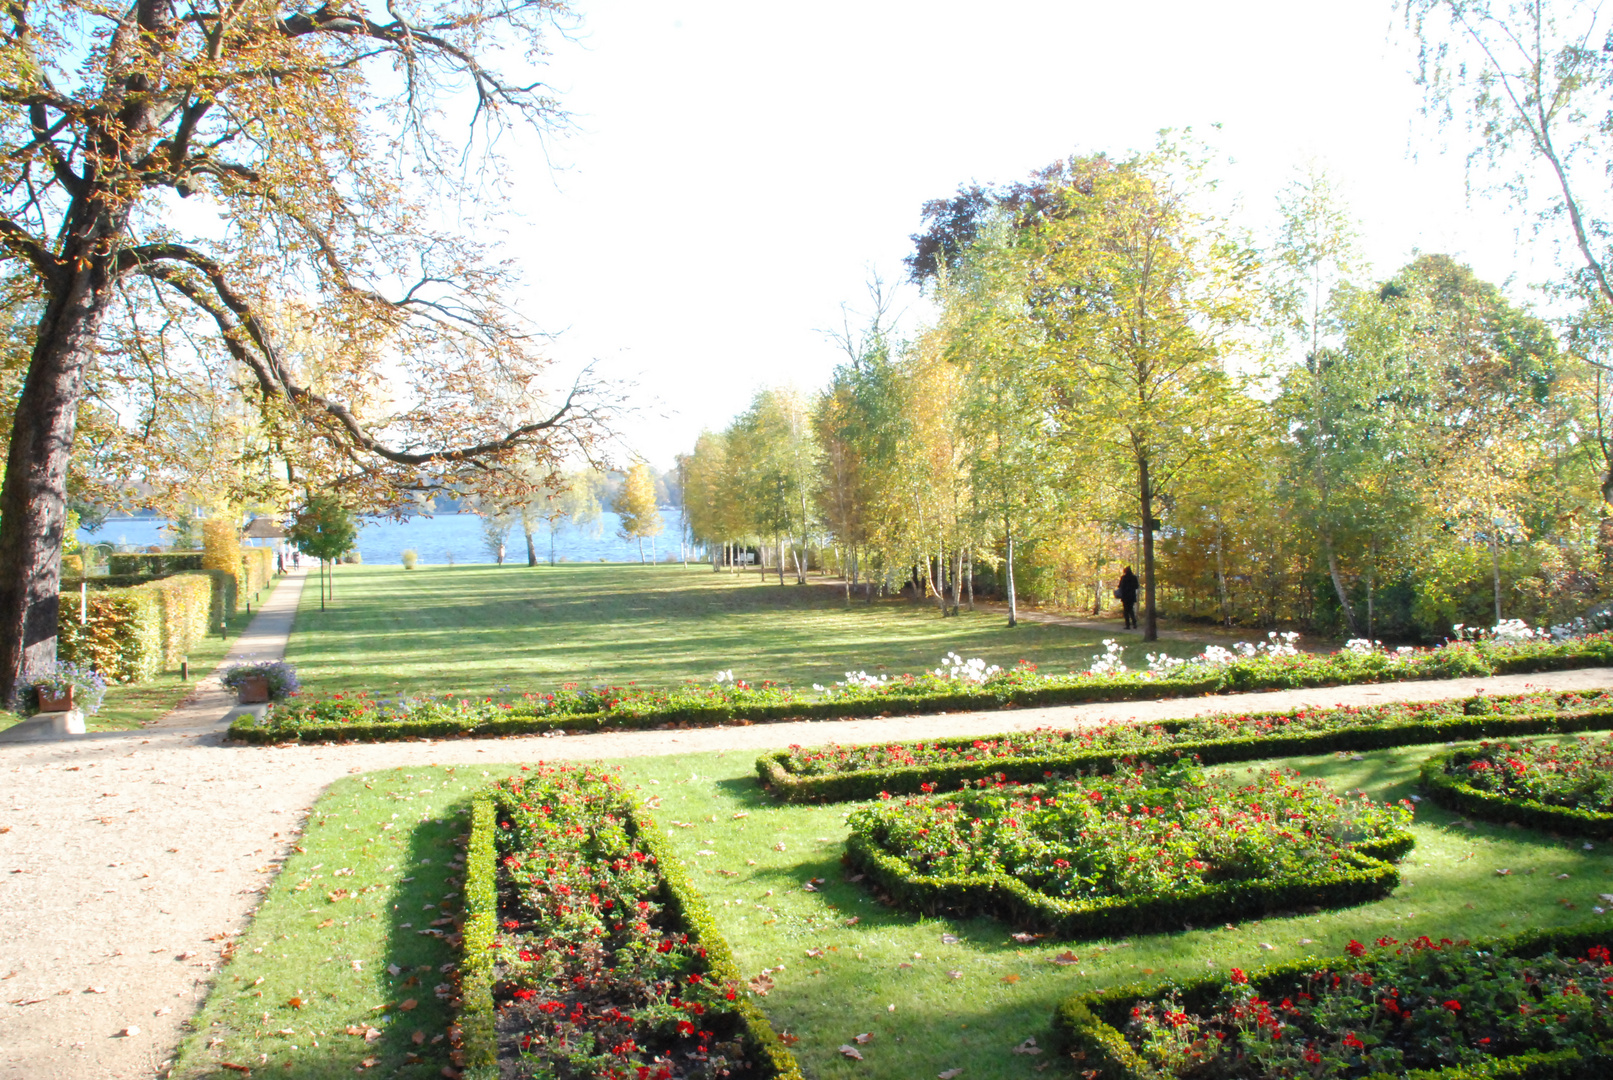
1117;566;1140;630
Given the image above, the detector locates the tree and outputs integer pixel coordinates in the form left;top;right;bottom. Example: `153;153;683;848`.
478;503;516;565
288;495;358;610
614;463;663;564
0;0;610;697
1035;146;1259;640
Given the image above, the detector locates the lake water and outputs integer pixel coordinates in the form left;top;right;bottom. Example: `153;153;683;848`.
79;509;689;566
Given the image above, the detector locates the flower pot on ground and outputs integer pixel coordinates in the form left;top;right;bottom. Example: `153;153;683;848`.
37;686;74;712
236;675;270;704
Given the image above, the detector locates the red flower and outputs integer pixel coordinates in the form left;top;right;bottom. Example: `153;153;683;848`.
677;1020;696;1035
1444;999;1462;1011
1230;968;1248;984
1345;940;1367;957
1343;1031;1364;1050
511;988;536;1001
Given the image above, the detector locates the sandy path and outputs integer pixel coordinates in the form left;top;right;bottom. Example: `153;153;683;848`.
2;605;1611;1076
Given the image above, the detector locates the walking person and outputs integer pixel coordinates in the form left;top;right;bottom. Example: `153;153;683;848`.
1117;566;1140;630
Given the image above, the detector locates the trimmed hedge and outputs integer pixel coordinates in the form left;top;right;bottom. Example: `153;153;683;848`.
1421;747;1613;839
57;570;227;682
241;546;275;599
227;633;1613;745
1051;923;1613;1080
844;815;1412;940
107;551;203;576
758;696;1613;803
457;779;804;1080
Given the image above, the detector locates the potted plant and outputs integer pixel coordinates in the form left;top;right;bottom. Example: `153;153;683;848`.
221;661;300;704
15;662;107;717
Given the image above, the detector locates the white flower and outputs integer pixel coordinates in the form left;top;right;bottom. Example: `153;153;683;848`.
1344;638;1378;655
713;670;735;684
1087;639;1128;676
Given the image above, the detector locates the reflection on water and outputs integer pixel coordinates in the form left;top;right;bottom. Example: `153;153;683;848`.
79;510;688;566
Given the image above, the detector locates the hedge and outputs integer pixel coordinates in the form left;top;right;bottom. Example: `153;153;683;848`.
227;633;1613;745
843;815;1412;941
1420;747;1613;839
1050;922;1613;1080
757;696;1613;803
455;780;804;1080
241;546;275;599
57;570;227;682
107;551;204;576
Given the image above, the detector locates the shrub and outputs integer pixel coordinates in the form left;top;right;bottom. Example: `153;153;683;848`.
1051;926;1613;1079
133;571;215;669
107;551;204;576
12;661;107;716
202;517;243;614
1421;738;1613;838
843;764;1414;938
56;587;162;682
401;548;418;569
240;546;275;598
59;553;82;577
759;688;1613;803
457;767;804;1080
220;661;300;702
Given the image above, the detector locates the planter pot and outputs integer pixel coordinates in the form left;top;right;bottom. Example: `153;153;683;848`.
37;687;74;713
237;675;271;704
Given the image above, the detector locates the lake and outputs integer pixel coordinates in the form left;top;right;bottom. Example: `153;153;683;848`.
79;509;690;566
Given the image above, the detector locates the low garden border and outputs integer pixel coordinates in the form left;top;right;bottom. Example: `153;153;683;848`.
758;694;1613;803
1420;745;1613;839
1051;923;1613;1080
456;775;804;1080
227;634;1613;744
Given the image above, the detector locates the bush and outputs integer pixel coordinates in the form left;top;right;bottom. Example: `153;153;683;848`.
202;518;243;615
240;546;275;598
134;571;215;670
457;769;804;1080
843;765;1414;939
401;549;418;569
758;688;1613;803
57;588;161;682
107;551;204;576
1051;925;1613;1079
12;661;107;716
220;661;300;701
59;553;82;577
1421;740;1613;839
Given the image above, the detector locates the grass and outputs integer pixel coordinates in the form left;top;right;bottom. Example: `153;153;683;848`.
284;563;1211;698
0;577;282;734
173;736;1613;1080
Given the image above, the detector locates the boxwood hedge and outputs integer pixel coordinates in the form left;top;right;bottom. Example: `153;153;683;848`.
1420;746;1613;839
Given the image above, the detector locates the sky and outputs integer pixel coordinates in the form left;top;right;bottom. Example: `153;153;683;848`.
491;0;1566;470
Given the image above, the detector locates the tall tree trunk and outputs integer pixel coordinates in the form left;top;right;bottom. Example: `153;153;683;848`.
930;548;946;614
550;528;557;565
1491;536;1502;626
1214;520;1230;627
965;547;974;611
0;259;119;695
1139;457;1158;642
637;536;644;564
1322;531;1360;636
1005;518;1018;627
524;522;538;566
951;547;963;616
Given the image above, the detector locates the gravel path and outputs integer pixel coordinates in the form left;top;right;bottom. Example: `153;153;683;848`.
2;575;1610;1076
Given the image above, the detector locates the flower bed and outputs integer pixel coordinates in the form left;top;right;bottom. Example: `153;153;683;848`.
842;764;1414;938
759;689;1613;803
1421;735;1613;839
227;632;1613;744
457;766;802;1080
1052;925;1613;1079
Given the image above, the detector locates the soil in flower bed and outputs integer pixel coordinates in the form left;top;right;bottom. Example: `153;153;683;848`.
483;767;789;1080
1104;935;1613;1077
775;688;1613;778
845;764;1414;928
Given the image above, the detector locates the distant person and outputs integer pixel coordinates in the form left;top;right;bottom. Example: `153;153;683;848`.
1117;566;1140;630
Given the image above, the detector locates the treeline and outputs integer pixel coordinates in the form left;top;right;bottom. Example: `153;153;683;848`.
677;144;1603;642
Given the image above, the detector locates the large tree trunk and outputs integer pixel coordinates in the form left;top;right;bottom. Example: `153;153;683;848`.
1004;518;1018;628
524;522;538;566
0;262;118;699
1139;456;1158;642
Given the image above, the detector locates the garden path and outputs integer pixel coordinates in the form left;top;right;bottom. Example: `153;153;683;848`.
3;662;1613;1077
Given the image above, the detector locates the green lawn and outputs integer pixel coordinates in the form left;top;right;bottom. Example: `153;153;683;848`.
171;738;1613;1080
284;563;1210;697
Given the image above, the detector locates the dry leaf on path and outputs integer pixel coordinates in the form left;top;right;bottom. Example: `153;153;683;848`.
838;1045;863;1061
1049;951;1079;965
1011;1037;1041;1055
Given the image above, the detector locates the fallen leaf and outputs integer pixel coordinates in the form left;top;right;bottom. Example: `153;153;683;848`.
805;948;824;958
838;1045;863;1061
939;1070;963;1079
220;1065;251;1074
941;933;960;945
1010;933;1039;944
779;1033;800;1046
1012;1037;1042;1055
287;997;304;1009
316;919;334;929
1496;868;1513;876
773;842;786;852
154;1006;172;1016
897;962;913;969
387;964;402;976
854;1032;873;1044
399;998;418;1011
84;986;107;994
120;1025;141;1037
358;1057;378;1069
1001;974;1021;984
1049;951;1080;965
844;917;859;926
412;1030;426;1045
947;970;962;979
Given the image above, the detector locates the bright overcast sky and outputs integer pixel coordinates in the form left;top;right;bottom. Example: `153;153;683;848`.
497;0;1560;469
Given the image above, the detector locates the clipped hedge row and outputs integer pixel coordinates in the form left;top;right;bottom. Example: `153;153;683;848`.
455;792;499;1079
57;570;228;682
843;820;1413;941
1051;923;1613;1080
241;546;275;599
456;779;804;1080
1420;748;1613;839
757;699;1613;803
229;634;1613;745
107;551;204;576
